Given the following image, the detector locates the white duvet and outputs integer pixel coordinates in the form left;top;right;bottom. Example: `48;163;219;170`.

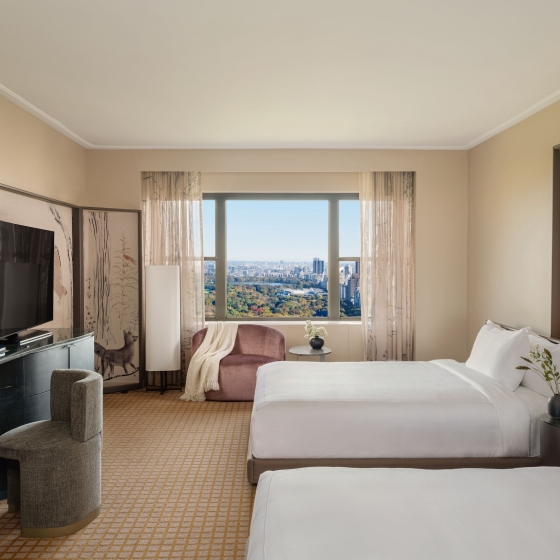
246;467;560;560
250;360;546;459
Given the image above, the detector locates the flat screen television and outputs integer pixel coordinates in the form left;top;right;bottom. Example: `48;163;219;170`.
0;220;54;341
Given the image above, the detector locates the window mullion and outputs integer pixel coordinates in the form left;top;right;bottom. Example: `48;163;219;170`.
328;200;340;320
215;200;227;320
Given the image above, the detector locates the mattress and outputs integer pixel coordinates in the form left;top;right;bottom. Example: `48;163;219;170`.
246;467;559;560
250;359;547;459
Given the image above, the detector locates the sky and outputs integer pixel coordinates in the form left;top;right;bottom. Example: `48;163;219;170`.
203;200;360;261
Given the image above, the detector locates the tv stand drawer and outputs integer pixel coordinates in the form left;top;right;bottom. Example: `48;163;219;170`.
23;346;69;397
0;358;23;390
24;391;51;424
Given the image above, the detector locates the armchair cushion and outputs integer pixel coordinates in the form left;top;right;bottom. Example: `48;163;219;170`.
205;354;278;401
220;353;278;371
0;421;75;461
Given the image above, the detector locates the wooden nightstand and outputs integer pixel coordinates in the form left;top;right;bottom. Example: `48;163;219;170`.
540;414;560;466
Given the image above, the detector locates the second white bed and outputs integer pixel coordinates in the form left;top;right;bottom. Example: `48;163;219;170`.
246;467;559;560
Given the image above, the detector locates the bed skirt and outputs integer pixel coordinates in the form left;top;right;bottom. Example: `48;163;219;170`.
246;441;541;484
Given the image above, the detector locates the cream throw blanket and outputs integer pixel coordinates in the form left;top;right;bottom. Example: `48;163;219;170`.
180;322;238;402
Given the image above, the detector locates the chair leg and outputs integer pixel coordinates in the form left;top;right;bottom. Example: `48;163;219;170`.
6;460;21;513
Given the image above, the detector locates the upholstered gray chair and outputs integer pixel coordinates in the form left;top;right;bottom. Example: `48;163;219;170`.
0;369;102;538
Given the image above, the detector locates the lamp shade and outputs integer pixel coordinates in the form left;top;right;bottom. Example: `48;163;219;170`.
145;265;181;371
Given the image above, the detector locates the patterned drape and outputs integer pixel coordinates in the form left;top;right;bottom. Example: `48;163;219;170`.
142;172;205;385
359;172;415;361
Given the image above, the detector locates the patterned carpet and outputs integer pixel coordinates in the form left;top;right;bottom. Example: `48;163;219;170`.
0;391;255;559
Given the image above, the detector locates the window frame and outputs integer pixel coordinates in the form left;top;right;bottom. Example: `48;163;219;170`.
203;192;360;321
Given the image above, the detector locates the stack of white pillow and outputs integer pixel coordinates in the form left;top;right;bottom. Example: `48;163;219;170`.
466;320;558;395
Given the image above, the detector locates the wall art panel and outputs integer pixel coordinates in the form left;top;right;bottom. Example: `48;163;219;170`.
83;209;141;389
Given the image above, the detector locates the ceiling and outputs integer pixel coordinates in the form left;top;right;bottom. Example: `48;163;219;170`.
0;0;559;149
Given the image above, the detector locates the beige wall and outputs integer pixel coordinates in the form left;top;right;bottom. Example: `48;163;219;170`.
86;149;469;361
467;100;560;347
0;95;86;205
246;321;363;362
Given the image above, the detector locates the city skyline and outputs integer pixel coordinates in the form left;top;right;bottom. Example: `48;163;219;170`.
204;257;361;317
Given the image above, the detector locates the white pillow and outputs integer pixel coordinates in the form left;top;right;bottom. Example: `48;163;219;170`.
466;323;530;391
528;333;556;351
520;334;558;397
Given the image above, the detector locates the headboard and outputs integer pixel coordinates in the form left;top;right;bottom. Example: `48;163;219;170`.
489;321;560;345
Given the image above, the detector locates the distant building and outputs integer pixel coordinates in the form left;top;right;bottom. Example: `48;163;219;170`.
313;258;325;275
339;263;361;306
347;274;359;301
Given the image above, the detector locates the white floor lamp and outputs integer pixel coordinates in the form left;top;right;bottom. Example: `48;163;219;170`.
145;265;181;394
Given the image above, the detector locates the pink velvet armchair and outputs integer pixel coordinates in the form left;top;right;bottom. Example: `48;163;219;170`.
191;324;285;401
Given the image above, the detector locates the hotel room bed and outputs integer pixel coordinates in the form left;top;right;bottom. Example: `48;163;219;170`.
245;467;559;560
247;359;547;483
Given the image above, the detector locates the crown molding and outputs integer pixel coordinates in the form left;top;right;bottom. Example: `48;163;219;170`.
464;88;560;150
92;143;465;150
2;80;560;151
0;83;93;148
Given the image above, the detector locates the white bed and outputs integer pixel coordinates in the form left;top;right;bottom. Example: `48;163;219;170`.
246;466;559;560
247;359;547;482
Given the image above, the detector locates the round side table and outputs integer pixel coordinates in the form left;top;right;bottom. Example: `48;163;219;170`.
289;346;332;362
540;413;560;466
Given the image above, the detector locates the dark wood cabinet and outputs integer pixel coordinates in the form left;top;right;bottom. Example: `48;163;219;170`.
0;387;24;434
24;391;51;424
24;345;69;398
69;336;95;369
0;329;94;499
540;414;560;467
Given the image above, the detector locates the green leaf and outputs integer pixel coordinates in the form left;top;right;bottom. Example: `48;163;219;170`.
516;366;530;370
521;356;533;364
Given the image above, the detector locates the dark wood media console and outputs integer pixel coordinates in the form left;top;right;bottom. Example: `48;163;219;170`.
0;328;94;499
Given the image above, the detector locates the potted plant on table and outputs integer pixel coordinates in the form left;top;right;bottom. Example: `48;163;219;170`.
304;320;328;350
517;345;560;419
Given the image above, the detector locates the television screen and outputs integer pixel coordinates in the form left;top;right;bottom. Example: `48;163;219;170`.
0;220;54;339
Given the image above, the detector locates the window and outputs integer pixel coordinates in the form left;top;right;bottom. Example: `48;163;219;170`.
203;194;360;320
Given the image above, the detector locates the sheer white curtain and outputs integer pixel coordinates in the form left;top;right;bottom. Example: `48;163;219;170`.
142;172;205;385
359;172;414;361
